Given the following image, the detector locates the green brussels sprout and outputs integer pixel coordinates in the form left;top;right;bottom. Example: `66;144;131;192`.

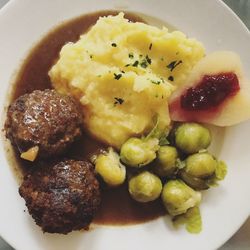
154;146;178;177
129;171;162;202
175;123;211;154
185;152;217;178
95;148;126;186
120;137;159;167
180;171;209;190
161;180;201;216
215;160;227;181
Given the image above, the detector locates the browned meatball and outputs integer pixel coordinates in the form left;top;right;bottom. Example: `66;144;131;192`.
5;89;83;159
19;160;101;234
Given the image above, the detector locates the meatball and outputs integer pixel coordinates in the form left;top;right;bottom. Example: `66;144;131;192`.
19;160;101;234
5;89;83;159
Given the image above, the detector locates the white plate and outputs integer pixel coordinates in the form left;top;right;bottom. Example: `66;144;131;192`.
0;0;250;250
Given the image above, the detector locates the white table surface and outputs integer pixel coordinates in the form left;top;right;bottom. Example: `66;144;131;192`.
0;0;249;249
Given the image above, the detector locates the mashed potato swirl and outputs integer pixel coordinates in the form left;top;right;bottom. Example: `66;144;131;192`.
49;13;205;148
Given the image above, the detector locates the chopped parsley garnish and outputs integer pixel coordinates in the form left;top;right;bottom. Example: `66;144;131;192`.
121;70;125;73
132;60;139;67
168;76;174;81
151;80;161;85
90;55;93;59
146;55;152;64
111;43;117;47
128;53;134;58
140;60;148;68
149;43;153;50
114;97;124;105
167;60;183;71
126;55;152;69
114;73;122;80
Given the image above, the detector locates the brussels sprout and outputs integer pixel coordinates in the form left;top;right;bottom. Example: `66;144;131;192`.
120;137;159;167
180;171;209;190
173;206;202;234
175;123;211;154
129;171;162;202
185;152;217;178
154;146;178;177
95;148;126;186
215;160;227;181
161;180;201;216
205;160;228;187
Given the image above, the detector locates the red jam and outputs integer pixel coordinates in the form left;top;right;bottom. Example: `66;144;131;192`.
181;73;240;111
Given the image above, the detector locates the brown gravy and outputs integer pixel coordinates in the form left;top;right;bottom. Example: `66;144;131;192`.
10;10;166;225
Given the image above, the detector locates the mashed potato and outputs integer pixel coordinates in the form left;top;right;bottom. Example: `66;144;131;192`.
49;13;205;148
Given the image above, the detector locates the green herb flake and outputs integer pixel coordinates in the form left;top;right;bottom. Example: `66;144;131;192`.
168;76;174;82
111;43;117;47
114;73;122;80
149;43;153;50
167;60;183;71
140;60;148;68
132;60;139;67
114;97;124;105
146;55;152;64
151;80;161;85
90;55;93;59
128;53;134;59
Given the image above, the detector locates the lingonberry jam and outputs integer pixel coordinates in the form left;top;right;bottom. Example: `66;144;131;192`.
181;73;240;110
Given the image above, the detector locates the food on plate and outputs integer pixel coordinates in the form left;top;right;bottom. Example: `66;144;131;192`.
180;153;227;190
93;147;126;186
161;180;201;216
128;171;162;203
179;171;209;190
5;89;83;160
173;206;202;234
20;146;39;162
174;122;211;154
185;152;217;178
169;51;250;125
154;145;179;177
19;160;101;234
4;10;249;235
49;13;205;148
120;137;159;167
